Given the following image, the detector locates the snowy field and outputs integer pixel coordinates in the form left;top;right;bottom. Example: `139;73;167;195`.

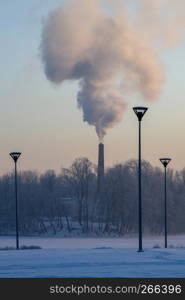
0;235;185;278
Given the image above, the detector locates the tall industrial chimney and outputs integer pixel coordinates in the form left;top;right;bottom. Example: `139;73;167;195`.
97;143;104;195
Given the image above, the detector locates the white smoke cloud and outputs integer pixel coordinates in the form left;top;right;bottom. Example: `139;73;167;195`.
41;0;184;140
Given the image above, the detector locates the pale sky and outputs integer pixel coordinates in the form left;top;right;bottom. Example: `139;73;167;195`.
0;0;185;175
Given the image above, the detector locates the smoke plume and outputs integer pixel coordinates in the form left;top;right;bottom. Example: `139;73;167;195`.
41;0;183;140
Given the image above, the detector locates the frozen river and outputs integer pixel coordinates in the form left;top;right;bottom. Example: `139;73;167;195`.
0;235;185;249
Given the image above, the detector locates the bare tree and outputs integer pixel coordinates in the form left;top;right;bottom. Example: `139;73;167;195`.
62;158;95;233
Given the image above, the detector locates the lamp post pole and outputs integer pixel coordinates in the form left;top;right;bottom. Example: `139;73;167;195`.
160;158;171;248
138;119;142;252
14;160;19;250
133;107;148;252
10;152;21;250
164;166;167;248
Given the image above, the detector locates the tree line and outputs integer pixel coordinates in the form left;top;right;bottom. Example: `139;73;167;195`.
0;157;185;236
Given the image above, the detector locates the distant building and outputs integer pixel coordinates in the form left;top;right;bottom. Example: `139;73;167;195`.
60;197;77;217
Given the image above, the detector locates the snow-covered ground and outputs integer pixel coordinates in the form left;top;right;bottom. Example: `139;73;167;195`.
0;235;185;278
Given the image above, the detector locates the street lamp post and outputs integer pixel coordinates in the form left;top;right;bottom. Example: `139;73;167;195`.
133;106;148;252
9;152;21;250
159;158;171;248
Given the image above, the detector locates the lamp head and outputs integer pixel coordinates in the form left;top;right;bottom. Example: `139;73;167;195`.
9;152;21;163
133;106;148;121
159;158;171;168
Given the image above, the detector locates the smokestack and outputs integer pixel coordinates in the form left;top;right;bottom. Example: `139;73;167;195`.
97;142;104;195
